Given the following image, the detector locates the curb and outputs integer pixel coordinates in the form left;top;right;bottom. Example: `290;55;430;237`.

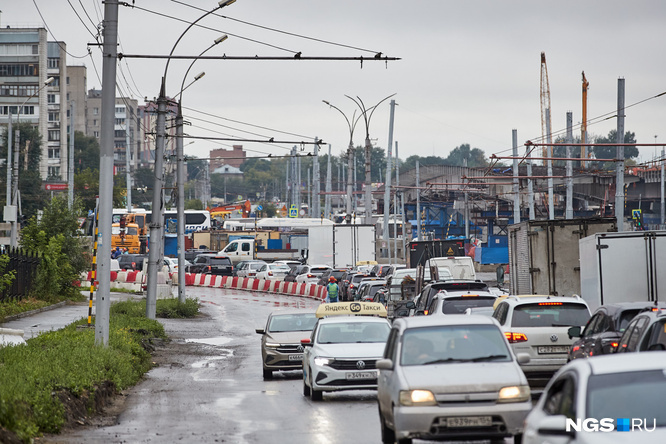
2;301;69;322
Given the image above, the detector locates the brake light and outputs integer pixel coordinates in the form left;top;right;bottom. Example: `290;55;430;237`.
611;342;619;349
307;274;315;278
538;302;563;306
461;294;478;297
652;308;660;311
572;345;580;352
268;271;273;276
505;332;528;343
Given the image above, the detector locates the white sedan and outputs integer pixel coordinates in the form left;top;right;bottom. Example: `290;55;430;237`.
255;263;291;281
295;265;332;284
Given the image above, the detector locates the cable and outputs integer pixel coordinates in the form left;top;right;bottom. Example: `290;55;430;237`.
32;0;89;59
66;0;98;40
77;0;100;30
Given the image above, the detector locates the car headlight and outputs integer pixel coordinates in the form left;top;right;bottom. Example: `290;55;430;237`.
265;342;280;348
314;357;331;366
399;390;437;406
497;385;531;403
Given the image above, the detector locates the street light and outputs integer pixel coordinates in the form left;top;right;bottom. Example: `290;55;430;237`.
146;0;236;318
344;93;396;223
8;76;55;247
322;100;362;216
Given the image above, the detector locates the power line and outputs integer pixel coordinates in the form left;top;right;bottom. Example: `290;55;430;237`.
32;0;89;59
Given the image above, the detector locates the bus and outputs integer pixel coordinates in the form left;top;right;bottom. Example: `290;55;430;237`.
112;208;211;235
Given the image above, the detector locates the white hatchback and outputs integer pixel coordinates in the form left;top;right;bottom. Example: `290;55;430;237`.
255;263;291;281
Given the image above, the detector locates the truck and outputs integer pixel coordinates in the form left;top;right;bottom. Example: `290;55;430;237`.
579;230;666;311
424;256;477;281
306;224;376;267
219;238;302;265
111;221;142;254
507;217;617;297
407;239;466;269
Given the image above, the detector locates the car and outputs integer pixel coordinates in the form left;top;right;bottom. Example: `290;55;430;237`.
387;268;417;301
255;262;291;281
370;264;406;279
567;301;666;361
162;257;192;274
184;253;234;275
523;352;666;443
492;295;591;390
274;260;302;271
346;273;372;300
184;249;216;262
414;280;492;315
235;260;268;278
284;264;309;283
255;310;318;379
614;307;666;353
117;253;147;271
418;289;498;316
317;267;350;286
356;279;388;302
301;302;391;401
295;265;332;284
233;260;250;277
338;270;361;301
377;315;532;444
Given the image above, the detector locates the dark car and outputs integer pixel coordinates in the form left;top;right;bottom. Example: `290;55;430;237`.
117;253;147;271
184;249;216;262
568;301;666;360
615;308;666;353
316;268;350;286
347;273;374;301
284;264;308;283
338;271;357;301
185;253;233;275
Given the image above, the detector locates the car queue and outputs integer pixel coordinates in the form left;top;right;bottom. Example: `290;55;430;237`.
253;259;666;444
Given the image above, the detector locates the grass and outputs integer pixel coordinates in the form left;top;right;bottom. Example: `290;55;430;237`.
0;297;200;442
0;297;55;323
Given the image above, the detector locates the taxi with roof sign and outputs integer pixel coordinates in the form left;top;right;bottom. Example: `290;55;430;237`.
491;295;591;391
301;302;391;400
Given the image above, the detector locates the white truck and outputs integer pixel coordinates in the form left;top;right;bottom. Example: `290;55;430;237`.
306;224;376;267
219;238;302;265
423;256;477;281
579;230;666;311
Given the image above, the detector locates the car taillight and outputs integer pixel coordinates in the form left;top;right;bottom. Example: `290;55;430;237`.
307;274;315;278
268;271;273;276
611;342;619;349
572;345;580;352
206;266;211;272
504;332;528;343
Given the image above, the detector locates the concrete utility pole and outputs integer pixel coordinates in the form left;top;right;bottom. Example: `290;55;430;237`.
313;138;320;217
416;161;421;241
464;157;470;239
512;129;520;224
176;103;185;302
661;146;665;228
615;78;626;231
96;0;119;346
383;99;396;263
325;144;332;218
68;102;75;209
546;108;555;219
394;141;400;262
125;107;132;212
6;113;11;210
526;143;535;220
566;111;574;219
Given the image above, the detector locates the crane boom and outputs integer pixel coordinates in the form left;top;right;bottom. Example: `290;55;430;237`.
540;52;552;165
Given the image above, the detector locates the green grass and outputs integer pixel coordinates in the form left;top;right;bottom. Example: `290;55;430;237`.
0;297;53;323
0;297;199;442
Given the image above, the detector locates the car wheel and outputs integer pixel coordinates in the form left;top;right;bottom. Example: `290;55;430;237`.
262;368;273;380
303;377;311;397
379;408;396;444
513;433;523;444
397;438;412;444
310;376;323;401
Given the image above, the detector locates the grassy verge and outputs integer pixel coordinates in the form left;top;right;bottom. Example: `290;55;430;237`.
0;297;59;323
0;297;199;443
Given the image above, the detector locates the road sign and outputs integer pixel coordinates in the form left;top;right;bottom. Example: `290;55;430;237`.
256;205;263;211
289;205;298;218
632;209;642;220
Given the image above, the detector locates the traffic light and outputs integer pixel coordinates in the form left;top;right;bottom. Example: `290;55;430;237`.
636;212;643;230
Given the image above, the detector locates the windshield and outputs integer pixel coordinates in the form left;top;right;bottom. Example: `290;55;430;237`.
211;257;232;266
511;303;590;327
400;324;511;366
268;313;317;333
317;322;389;344
586;369;666;426
440;296;496;314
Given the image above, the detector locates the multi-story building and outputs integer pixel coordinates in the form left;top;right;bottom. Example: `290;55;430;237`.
210;145;246;172
137;100;178;168
0;26;68;180
66;65;87;135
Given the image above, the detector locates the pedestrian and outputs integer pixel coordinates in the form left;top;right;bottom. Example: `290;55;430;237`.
111;246;121;259
326;276;339;303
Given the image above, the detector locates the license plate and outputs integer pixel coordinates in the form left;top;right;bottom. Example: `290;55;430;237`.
446;416;492;428
345;371;376;380
288;354;303;361
537;346;569;354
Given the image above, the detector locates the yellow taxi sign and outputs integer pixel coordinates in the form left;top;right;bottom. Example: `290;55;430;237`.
316;301;387;318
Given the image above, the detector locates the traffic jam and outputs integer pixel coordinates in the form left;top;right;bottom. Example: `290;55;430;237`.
254;259;666;444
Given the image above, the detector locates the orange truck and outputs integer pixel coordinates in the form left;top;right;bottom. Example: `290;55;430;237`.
111;214;142;254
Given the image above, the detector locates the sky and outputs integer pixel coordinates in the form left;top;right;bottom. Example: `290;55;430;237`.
3;1;666;164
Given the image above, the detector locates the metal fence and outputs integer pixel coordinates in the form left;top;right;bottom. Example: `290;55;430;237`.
0;247;41;302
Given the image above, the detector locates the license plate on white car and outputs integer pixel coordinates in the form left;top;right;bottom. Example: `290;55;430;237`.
288;354;303;361
345;371;376;380
446;416;492;428
537;346;569;354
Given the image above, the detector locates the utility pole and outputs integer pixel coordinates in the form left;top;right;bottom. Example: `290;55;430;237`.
125;108;132;212
566;111;574;219
615;78;626;231
512;129;520;224
526;143;535;220
661;145;664;228
313;138;320;217
383;99;396;263
5;113;12;217
96;0;119;345
68;102;75;209
325;144;332;218
546;108;555;219
416;161;421;241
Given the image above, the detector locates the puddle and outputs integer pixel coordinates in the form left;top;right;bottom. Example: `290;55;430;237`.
185;336;233;346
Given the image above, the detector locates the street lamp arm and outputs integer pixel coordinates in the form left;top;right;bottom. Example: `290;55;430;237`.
323;100;363;145
16;76;55;121
177;35;227;98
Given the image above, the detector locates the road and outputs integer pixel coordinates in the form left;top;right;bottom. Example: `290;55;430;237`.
37;286;516;444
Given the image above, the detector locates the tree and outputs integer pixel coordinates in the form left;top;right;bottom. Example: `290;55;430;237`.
445;144;488;167
591;130;638;170
73;131;100;173
401;155;447;171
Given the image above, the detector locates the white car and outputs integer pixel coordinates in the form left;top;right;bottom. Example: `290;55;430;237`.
163;257;191;273
301;302;391;401
377;315;532;444
255;263;291;281
418;289;498;316
523;352;666;443
492;295;591;390
294;265;331;284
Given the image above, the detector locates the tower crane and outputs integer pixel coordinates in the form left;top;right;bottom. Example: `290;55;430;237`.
581;71;589;167
540;52;552;165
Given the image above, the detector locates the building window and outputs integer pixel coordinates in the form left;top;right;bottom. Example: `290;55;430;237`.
93;131;100;138
51;76;60;87
115;118;125;126
32;45;38;55
48;112;60;122
47;58;60;69
47;94;56;104
93;107;99;115
0;105;34;115
48;130;60;141
0;64;38;76
115;130;126;138
93;119;98;126
47;166;61;179
48;148;61;159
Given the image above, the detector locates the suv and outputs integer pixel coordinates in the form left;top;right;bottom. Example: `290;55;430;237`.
567;301;666;361
317;268;349;286
185;253;233;275
419;289;498;316
492;295;591;390
615;307;666;353
377;316;531;443
414;280;491;314
117;253;147;271
235;260;267;278
284;264;308;283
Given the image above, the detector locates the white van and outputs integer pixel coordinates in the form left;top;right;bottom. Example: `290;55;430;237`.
423;256;476;281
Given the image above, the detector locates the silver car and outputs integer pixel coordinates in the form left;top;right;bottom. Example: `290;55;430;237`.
256;311;318;380
377;315;532;444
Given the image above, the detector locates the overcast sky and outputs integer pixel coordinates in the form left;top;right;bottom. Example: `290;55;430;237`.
4;1;666;164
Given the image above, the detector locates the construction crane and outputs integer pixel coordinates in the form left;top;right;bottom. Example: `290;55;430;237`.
581;71;589;167
540;52;552;165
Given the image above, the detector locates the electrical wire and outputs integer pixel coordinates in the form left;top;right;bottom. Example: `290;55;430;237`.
66;0;98;40
32;0;89;59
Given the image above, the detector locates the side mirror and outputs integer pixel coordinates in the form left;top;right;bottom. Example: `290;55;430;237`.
515;353;531;365
537;415;576;438
567;326;582;339
255;328;265;335
300;338;313;347
376;359;393;370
